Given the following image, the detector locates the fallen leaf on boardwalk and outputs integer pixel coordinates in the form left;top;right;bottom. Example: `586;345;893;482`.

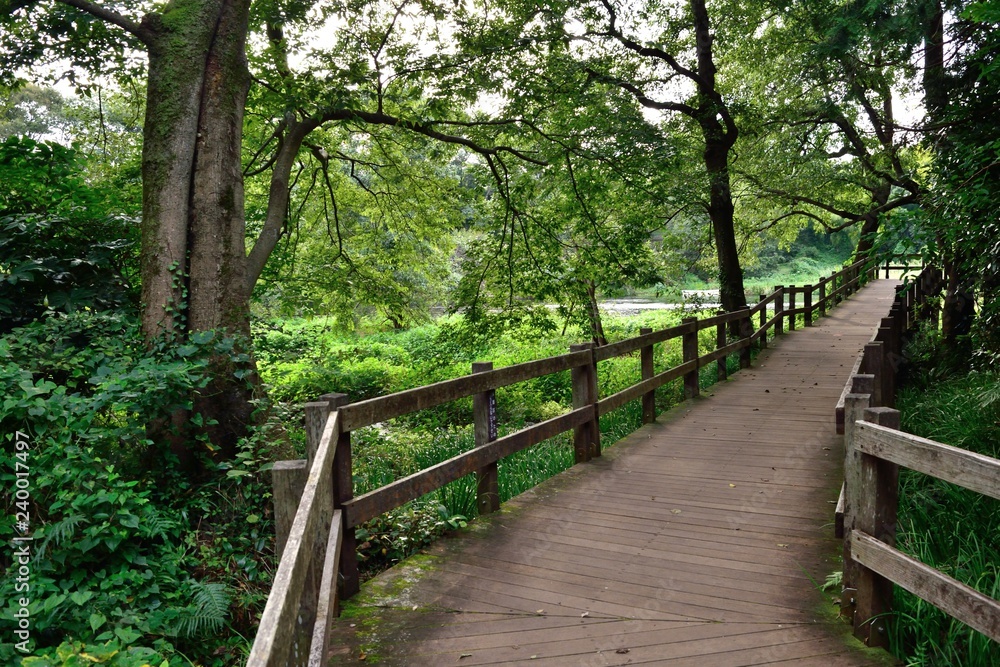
616;648;631;654
536;609;545;615
671;509;682;514
777;543;789;548
460;654;473;659
359;652;367;661
729;483;736;488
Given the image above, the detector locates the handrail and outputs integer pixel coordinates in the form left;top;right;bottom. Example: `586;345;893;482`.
248;410;342;667
841;417;1000;646
826;262;1000;652
250;254;898;665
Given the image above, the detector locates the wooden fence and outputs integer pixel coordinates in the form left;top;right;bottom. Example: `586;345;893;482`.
834;265;1000;649
247;257;880;666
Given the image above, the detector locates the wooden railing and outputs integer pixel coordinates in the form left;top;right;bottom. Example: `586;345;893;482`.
247;257;878;666
832;264;1000;648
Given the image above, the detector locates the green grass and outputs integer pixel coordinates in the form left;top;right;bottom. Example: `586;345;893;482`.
893;369;1000;667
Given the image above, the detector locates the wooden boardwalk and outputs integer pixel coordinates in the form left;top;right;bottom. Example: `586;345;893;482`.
328;281;902;666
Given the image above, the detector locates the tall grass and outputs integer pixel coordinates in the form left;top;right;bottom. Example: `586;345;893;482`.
893;370;1000;667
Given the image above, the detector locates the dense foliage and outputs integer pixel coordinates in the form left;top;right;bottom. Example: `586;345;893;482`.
0;136;138;332
0;312;278;665
1;0;998;664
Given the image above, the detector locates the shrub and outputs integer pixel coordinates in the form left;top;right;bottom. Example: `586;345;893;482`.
0;312;279;665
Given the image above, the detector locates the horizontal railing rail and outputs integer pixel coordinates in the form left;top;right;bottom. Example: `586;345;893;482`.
249;255;899;666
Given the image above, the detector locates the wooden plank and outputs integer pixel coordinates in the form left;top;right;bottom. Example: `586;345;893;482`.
248;411;339;667
596;361;694;416
339;351;590;430
344;408;592;527
594;321;694;362
308;510;342;667
323;278;901;666
855;421;1000;501
851;530;1000;642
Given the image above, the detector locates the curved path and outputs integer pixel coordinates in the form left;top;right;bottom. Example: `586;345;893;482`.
329;280;901;666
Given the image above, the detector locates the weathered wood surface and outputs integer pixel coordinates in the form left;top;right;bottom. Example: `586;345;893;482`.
855;421;1000;502
249;411;340;667
326;280;900;666
851;530;1000;642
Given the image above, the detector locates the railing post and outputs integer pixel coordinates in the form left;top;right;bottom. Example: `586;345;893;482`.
878;318;896;408
274;393;340;666
853;407;901;647
640;328;656;423
472;362;500;515
273;460;308;560
715;314;728;382
758;294;768;349
773;286;784;336
570;343;600;462
787;288;796;331
819;279;827;318
681;317;699;399
322;393;359;599
804;284;813;326
739;309;752;369
841;375;874;621
906;283;915;330
861;342;884;408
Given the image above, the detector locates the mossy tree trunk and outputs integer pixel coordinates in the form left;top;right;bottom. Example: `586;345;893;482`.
140;0;254;459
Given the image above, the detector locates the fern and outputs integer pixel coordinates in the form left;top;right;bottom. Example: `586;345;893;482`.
139;505;177;538
173;580;231;638
36;514;85;560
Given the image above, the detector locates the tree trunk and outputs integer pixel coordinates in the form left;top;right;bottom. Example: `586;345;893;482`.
853;182;891;262
585;281;608;346
691;0;747;316
140;0;255;460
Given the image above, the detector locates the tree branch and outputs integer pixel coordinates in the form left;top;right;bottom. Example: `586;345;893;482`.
56;0;153;44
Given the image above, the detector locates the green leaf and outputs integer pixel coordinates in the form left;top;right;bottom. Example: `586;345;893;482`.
90;611;107;631
70;590;93;605
246;513;260;524
114;626;142;645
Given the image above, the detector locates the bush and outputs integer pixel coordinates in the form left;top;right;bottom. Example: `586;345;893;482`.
0;312;279;665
